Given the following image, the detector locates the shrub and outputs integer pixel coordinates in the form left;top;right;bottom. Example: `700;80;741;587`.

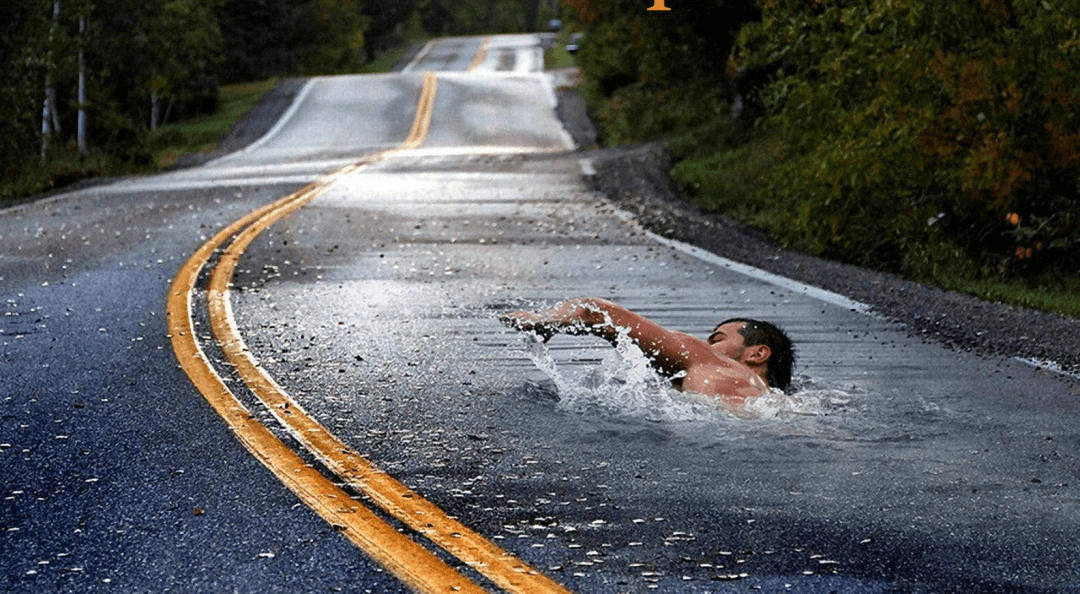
564;0;758;146
738;0;1080;281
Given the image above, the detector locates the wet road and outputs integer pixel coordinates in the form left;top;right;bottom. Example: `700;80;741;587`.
4;33;1080;593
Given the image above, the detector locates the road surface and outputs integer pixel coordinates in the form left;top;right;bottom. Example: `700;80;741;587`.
3;34;1080;593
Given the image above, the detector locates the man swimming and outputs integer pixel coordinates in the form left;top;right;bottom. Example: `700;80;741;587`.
500;297;795;403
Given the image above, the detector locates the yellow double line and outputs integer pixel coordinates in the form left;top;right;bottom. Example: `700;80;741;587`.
468;37;491;71
401;73;438;151
167;72;569;593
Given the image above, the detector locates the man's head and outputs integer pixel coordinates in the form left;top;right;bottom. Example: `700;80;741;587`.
710;318;795;391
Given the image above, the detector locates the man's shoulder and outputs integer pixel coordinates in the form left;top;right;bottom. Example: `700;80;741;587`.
684;357;768;397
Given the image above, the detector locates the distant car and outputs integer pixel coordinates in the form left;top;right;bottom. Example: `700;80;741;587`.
566;32;584;55
548;19;562;33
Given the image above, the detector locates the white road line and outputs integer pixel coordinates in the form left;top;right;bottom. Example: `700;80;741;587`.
401;40;435;74
645;231;875;316
1013;357;1080;380
208;79;317;165
646;216;1080;378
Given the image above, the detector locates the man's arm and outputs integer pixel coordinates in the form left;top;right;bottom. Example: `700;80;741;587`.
500;298;712;377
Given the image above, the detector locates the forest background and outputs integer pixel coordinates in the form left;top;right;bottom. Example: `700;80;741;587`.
3;0;1079;315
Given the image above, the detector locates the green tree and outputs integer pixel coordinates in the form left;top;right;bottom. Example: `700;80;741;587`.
562;0;759;151
419;0;545;35
216;0;370;82
362;0;421;60
1;1;50;173
738;0;1080;279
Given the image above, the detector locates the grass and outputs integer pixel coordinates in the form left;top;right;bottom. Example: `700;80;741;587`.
544;28;579;70
941;274;1080;319
669;132;781;225
151;78;279;168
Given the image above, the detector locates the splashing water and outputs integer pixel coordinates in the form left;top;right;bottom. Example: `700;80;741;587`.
518;333;856;425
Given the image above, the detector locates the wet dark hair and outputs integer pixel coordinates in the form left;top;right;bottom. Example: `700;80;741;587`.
721;318;795;391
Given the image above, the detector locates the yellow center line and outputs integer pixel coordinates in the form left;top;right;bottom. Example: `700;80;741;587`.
167;181;485;594
169;70;572;593
400;73;438;151
206;189;571;594
468;37;491;72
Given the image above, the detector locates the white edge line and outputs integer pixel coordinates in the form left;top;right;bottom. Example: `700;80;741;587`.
650;230;1080;379
206;79;317;166
1012;357;1080;380
645;231;875;317
401;40;435;74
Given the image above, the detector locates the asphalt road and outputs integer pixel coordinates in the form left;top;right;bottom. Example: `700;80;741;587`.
4;34;1080;593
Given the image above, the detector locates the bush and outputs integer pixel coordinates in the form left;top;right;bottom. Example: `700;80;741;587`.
564;0;759;147
738;0;1080;281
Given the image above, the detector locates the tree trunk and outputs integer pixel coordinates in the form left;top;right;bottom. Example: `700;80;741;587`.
42;1;62;159
162;94;176;127
150;93;159;131
78;15;87;157
48;86;61;136
42;92;52;160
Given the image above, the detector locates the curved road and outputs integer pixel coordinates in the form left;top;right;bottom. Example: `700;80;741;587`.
4;34;1080;593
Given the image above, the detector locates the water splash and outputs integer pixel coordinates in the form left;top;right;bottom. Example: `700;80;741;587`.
518;333;856;425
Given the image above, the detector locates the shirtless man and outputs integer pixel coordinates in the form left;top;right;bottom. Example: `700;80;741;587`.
500;297;795;403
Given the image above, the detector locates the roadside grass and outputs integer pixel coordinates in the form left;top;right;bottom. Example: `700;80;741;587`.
544;28;578;70
939;272;1080;319
0;148;130;203
362;47;411;73
151;78;279;168
669;132;781;227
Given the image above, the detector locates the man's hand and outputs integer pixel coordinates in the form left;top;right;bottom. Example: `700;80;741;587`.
499;310;556;342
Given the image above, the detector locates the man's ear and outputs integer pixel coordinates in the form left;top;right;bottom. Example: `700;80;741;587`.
744;344;771;365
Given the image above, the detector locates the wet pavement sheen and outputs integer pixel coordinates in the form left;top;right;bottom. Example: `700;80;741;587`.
231;149;1080;592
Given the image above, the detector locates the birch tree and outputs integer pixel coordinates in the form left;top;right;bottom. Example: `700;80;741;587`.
41;1;62;159
77;11;87;156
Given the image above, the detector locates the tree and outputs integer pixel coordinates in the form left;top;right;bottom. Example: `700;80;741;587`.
362;0;421;60
1;0;50;175
738;0;1080;279
562;0;759;148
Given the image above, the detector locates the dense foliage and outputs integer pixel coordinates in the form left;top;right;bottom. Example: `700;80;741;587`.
739;0;1080;280
0;0;414;196
568;0;1080;283
2;0;225;175
563;0;759;151
420;0;557;36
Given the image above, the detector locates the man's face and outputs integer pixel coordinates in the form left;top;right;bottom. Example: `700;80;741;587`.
706;321;749;362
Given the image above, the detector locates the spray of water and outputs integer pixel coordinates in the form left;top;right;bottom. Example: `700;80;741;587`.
517;331;855;426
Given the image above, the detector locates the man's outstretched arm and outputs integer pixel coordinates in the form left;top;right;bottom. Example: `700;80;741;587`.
500;298;710;376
